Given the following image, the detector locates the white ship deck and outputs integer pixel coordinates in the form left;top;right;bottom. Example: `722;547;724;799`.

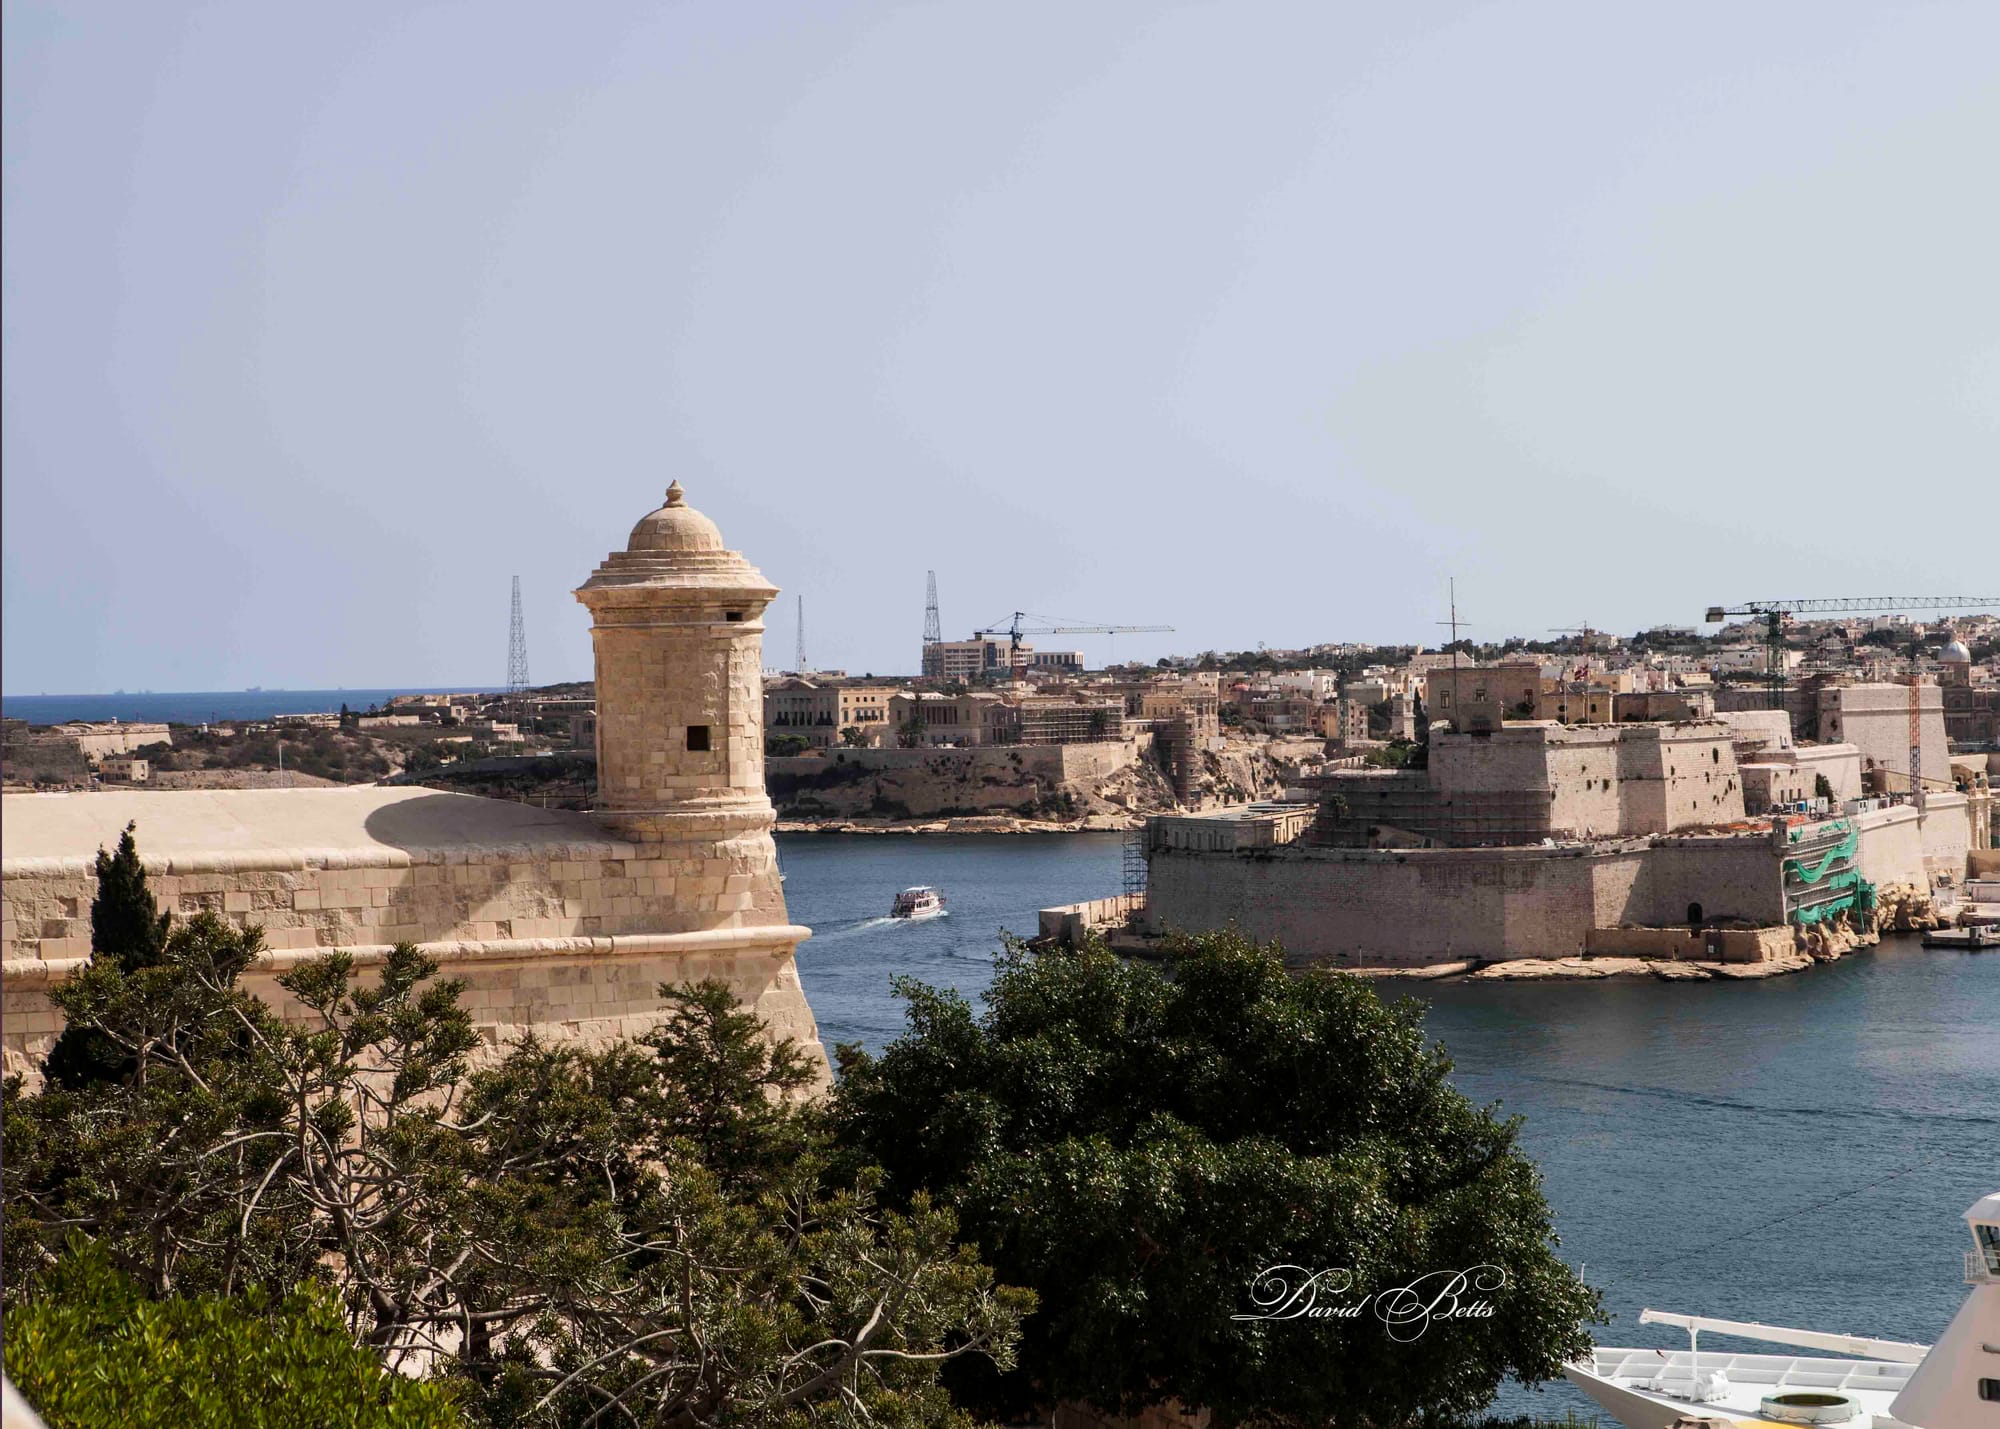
1568;1347;1917;1429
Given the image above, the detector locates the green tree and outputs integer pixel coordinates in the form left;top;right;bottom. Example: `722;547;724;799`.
90;821;170;968
840;724;869;747
7;1237;463;1429
6;828;1030;1428
42;822;172;1090
767;732;813;757
832;932;1600;1427
1815;773;1835;802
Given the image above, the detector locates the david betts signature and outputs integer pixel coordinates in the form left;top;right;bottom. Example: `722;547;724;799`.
1231;1264;1507;1341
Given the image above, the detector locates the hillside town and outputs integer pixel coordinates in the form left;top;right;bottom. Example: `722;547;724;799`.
9;609;2000;827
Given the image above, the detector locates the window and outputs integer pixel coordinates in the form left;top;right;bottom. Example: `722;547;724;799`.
1978;1223;2000;1274
687;725;711;752
1980;1380;2000;1403
726;611;744;622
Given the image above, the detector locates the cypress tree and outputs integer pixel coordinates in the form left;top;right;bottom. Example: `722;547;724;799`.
90;822;170;971
44;822;170;1089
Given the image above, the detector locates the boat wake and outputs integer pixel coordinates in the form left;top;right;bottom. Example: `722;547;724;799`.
809;916;898;942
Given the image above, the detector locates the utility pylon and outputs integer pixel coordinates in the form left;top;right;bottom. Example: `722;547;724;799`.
921;571;943;677
507;576;530;729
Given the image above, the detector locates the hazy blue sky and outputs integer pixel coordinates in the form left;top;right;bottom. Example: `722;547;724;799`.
5;2;1996;692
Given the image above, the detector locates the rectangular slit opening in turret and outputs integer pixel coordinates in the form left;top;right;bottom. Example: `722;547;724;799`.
726;611;743;621
687;725;711;752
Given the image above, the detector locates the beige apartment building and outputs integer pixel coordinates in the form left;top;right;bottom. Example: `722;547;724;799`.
926;637;1022;682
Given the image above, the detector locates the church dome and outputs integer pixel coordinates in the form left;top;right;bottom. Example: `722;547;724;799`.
627;481;725;554
1941;639;1971;663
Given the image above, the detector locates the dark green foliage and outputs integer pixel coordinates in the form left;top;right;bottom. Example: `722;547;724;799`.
90;821;170;968
1363;737;1424;769
832;932;1602;1427
43;822;173;1090
6;826;1029;1428
1815;773;1836;802
7;1236;463;1429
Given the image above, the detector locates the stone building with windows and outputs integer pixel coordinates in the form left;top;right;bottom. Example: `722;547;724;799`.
764;678;895;750
2;482;825;1085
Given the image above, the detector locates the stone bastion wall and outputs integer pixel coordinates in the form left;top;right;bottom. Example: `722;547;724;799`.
1;826;820;1085
1143;836;1789;967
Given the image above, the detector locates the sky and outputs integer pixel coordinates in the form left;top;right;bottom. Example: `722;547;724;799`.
4;2;1997;693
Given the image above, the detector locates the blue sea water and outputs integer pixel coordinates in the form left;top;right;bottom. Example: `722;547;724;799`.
2;688;501;726
778;831;2000;1420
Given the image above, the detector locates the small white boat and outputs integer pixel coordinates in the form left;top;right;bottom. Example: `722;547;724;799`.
890;885;946;920
1566;1192;2000;1429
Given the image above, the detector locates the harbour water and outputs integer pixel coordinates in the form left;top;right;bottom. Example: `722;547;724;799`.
2;688;501;726
780;830;2000;1416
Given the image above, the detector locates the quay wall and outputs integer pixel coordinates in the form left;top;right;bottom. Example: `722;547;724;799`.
1038;893;1145;947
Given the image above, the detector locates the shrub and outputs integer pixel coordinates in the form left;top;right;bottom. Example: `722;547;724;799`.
6;1238;463;1429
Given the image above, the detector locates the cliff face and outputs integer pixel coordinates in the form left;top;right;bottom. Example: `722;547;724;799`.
406;737;1328;829
766;743;1142;821
766;736;1324;826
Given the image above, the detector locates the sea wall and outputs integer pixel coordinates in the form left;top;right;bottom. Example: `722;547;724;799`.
1852;805;1926;890
1143;836;1788;968
1038;893;1145;947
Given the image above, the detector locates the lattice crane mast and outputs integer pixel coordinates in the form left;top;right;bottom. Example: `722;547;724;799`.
974;611;1175;673
1703;595;1999;801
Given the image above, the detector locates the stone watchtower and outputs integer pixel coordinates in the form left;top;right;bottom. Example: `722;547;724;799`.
575;484;811;992
577;482;776;848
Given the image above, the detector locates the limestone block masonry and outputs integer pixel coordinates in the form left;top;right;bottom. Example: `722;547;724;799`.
3;483;827;1085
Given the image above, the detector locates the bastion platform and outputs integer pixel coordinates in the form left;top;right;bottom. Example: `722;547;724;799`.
2;482;825;1085
0;786;819;1080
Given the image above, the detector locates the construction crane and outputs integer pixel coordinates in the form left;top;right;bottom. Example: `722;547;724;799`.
1703;595;2000;801
974;611;1174;674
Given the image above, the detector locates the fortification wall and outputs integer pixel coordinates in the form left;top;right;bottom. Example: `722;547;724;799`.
1917;792;1972;881
1;795;816;1083
1853;805;1926;890
1626;838;1787;924
1145;843;1620;966
1425;722;1743;840
1795;744;1864;802
1614;725;1744;832
1145;834;1786;968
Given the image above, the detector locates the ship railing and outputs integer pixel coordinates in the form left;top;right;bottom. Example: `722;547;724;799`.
1968;1248;1997;1284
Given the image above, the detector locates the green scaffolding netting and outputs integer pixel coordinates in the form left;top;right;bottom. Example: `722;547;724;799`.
1788;819;1852;845
1795;893;1860;925
1791;874;1876;926
1784;830;1859;883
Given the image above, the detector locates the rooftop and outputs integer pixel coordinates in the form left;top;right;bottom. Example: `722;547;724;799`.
1;787;616;870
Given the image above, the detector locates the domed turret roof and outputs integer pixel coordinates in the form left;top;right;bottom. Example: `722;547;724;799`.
1941;639;1971;663
577;480;777;603
627;481;725;554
